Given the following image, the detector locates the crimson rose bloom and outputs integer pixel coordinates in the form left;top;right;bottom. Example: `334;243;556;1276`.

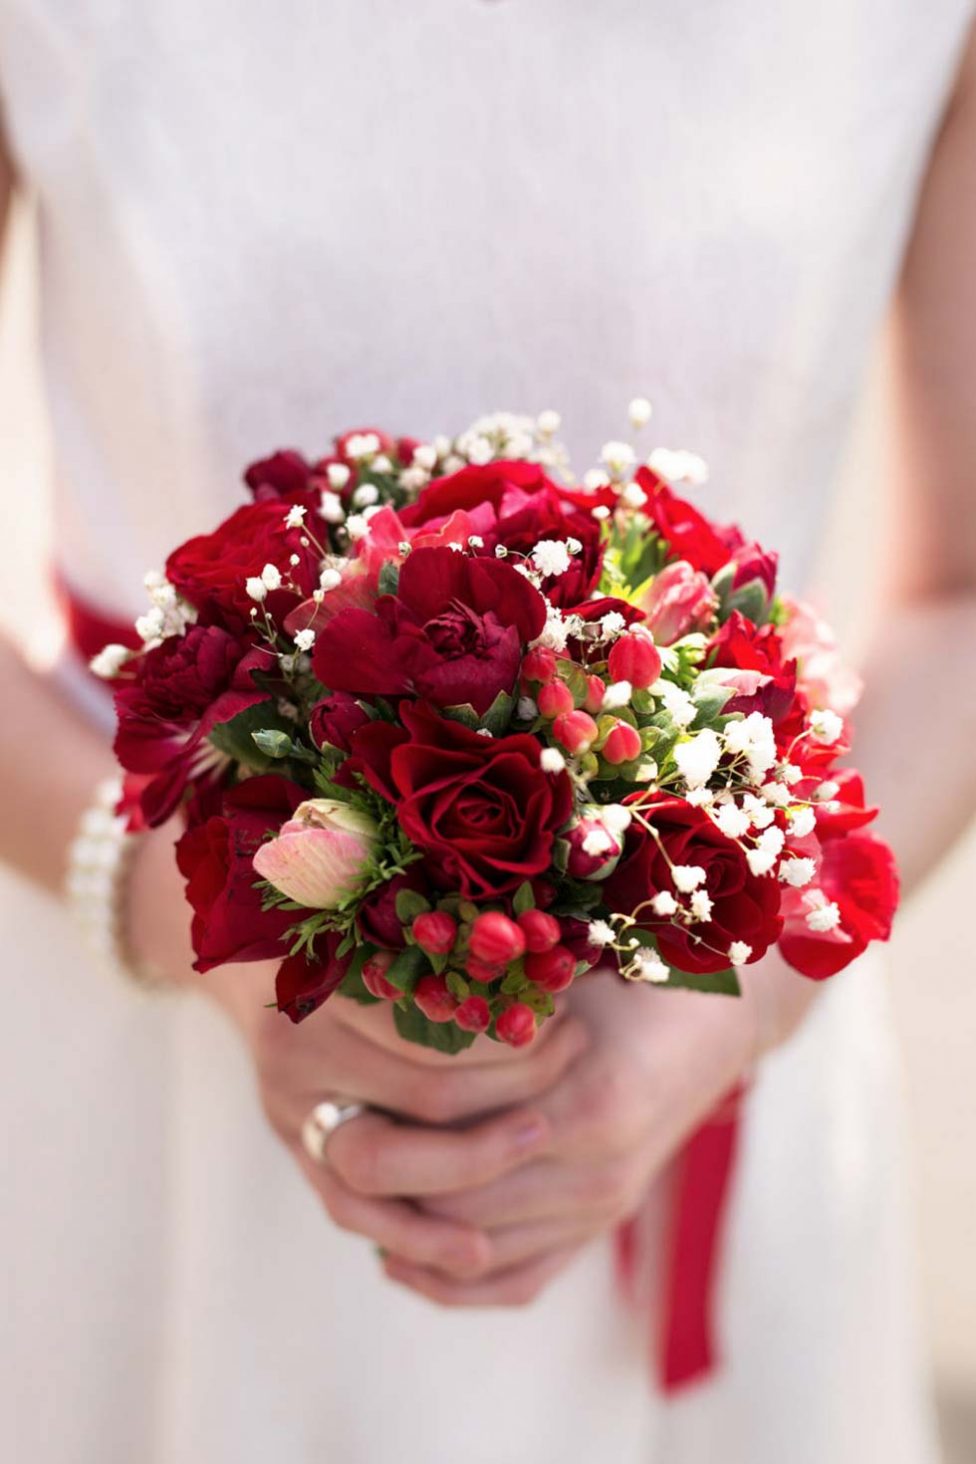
175;776;308;972
707;611;798;726
779;833;898;980
114;625;272;826
636;467;743;577
344;702;573;899
243;449;315;501
400;461;603;606
167;499;322;625
313;546;546;715
275;936;348;1022
605;793;783;973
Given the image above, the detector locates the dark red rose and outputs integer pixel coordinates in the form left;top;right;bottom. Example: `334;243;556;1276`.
357;869;430;949
114;626;272;826
604;793;783;974
312;545;547;715
636;466;743;577
309;693;372;752
347;702;573;900
779;833;898;980
166;499;322;626
175;775;307;972
401;461;603;606
243;449;314;501
275;937;348;1023
707;611;797;725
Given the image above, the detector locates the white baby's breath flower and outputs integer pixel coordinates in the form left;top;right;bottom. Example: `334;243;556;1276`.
293;628;316;652
816;780;840;801
90;643;131;679
728;941;752;966
809;709;844;745
540;747;567;774
651;890;678;917
531;540;572;578
284;504;307;529
345;514;370;542
261;563;282;591
781;763;803;785
601;440;637;480
713;802;751;840
412;443;438;471
631;948;670;984
352;483;379;508
319;568;342;592
344;432;380;461
587;919;616;948
690;889;714;922
628;396;653;429
685;786;714;807
398;466;428;493
466;435;493;466
372;454;393;474
674;728;722;789
583;468;611;493
789;806;817;839
647;447;709;486
326;463;351;490
319;489;345;523
620;481;648;510
467;535;485;549
779;857;816;888
517;697;538;720
537;409;562;437
600;804;633;836
761;781;791;807
805;892;841;932
672;864;707;893
599;611;627;639
653;678;697;729
601;680;633;711
245;577;267;604
592;504;612;522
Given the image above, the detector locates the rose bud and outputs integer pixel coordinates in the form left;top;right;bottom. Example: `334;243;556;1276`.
413;973;459;1023
517;908;561;954
602;720;642;765
607;632;662;689
640;561;717;644
495;1002;537;1048
411;910;458;956
309;692;371;752
361;950;401;1001
730;541;778;600
521;645;558;685
537;679;575;719
525;944;576;993
584;675;606;714
564;811;624;880
252;799;377;908
552;709;599;754
454;995;492;1033
469;911;526;967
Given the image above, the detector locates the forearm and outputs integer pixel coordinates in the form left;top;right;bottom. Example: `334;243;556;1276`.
0;633;116;893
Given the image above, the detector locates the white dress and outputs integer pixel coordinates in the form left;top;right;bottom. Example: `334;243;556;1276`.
1;3;972;1460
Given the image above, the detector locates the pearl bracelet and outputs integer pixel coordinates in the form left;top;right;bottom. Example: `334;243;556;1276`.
64;774;163;990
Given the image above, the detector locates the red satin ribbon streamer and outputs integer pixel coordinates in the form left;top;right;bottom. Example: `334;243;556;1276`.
58;575;745;1396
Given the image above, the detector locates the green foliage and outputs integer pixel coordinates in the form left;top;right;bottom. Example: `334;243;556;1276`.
395;888;431;924
393;1003;476;1053
377;560;401;596
338;945;381;1005
512;881;536;916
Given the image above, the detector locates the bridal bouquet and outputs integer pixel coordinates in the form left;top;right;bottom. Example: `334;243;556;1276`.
96;409;898;1051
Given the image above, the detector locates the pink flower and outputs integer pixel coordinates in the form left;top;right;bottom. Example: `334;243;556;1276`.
252;798;378;908
779;595;862;715
640;561;717;644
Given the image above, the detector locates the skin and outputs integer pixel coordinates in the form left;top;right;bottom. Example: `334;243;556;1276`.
1;19;975;1308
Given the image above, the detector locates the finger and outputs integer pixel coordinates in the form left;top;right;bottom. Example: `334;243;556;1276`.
396;1215;602;1280
422;1154;639;1229
325;1106;552;1198
382;1243;585;1309
296;1152;494;1277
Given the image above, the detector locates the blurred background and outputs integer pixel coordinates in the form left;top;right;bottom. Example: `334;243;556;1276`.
2;196;974;1461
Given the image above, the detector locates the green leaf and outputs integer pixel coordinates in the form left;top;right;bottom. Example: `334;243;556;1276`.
209;699;280;769
441;703;480;730
481;690;514;737
664;966;741;996
384;944;429;994
512;881;536;916
377;561;401;597
555;659;589;706
394;888;431;924
394;1003;476;1054
445;970;471;1001
338;945;381;1005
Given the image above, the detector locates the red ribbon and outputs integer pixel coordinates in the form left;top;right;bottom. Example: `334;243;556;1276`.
58;574;744;1395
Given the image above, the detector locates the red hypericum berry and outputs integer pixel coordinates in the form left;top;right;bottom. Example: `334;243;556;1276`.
496;1002;537;1047
469;911;526;967
361;951;400;1001
411;910;458;956
607;632;662;689
584;675;605;714
521;645;558;684
552;709;599;754
454;996;492;1033
537;680;575;719
465;955;504;983
602;720;642;765
525;945;576;993
413;973;459;1023
517;908;561;954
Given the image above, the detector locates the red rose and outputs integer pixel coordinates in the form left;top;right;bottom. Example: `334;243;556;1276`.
243;449;314;501
309;693;372;752
636;466;743;576
175;775;307;972
312;545;546;715
275;938;348;1023
401;461;603;606
778;833;898;980
166;499;323;626
604;793;783;973
114;626;272;826
347;702;573;899
707;611;798;726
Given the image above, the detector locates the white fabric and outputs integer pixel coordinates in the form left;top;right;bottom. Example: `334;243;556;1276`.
1;2;972;1460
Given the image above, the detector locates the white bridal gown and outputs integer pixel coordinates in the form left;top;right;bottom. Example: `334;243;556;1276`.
1;3;973;1461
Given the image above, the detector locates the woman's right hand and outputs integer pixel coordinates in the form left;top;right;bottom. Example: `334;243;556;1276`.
127;822;589;1279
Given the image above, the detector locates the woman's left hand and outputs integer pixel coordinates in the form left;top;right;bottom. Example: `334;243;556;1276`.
384;959;811;1307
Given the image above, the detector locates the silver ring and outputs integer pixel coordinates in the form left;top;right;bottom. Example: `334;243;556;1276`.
301;1098;368;1164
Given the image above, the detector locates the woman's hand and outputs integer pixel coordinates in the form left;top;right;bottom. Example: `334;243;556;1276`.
384;960;814;1307
126;821;589;1279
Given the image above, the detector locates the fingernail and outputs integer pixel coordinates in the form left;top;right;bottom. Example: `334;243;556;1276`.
511;1115;548;1151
